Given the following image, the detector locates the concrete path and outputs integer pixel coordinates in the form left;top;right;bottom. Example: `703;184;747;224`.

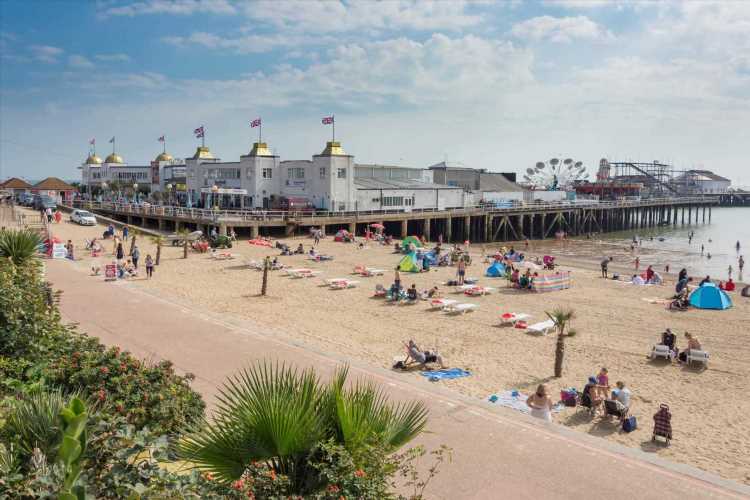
46;260;748;499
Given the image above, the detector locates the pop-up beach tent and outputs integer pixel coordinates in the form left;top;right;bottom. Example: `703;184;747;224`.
486;261;506;277
401;236;423;252
689;283;732;310
398;252;421;273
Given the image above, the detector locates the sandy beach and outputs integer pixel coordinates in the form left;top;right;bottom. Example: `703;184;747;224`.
42;210;750;485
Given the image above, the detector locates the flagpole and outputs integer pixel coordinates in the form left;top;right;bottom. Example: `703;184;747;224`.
332;115;335;142
112;137;115;155
202;128;205;148
259;121;262;144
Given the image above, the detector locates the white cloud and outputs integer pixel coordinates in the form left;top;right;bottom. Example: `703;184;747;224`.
240;0;483;32
68;54;95;68
511;15;613;43
101;0;235;17
162;31;318;54
95;53;132;62
29;45;64;63
544;0;615;9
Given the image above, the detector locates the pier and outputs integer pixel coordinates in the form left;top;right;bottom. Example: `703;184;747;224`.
73;197;718;243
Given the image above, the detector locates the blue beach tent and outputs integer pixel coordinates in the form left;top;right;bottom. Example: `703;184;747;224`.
689;283;732;310
485;261;506;277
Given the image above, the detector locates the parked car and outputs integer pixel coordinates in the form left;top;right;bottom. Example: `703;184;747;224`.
17;193;34;206
71;209;97;225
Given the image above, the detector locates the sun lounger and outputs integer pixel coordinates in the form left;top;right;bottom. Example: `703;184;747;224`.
650;344;673;361
526;319;556;335
464;286;495;296
286;268;312;276
330;280;359;290
293;270;321;278
686;350;709;368
443;303;479;314
429;298;458;310
500;313;531;326
211;252;236;260
361;268;385;277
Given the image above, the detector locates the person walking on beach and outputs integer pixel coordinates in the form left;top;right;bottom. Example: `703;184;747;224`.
393;269;401;291
145;254;154;279
728;265;733;280
634;256;640;272
132;244;141;269
457;257;466;285
116;241;124;261
600;256;612;278
122;225;129;241
739;255;745;274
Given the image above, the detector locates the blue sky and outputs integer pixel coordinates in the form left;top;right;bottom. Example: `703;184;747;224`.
1;0;748;185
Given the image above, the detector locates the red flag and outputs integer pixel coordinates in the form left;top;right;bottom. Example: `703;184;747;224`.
193;126;204;138
158;135;165;142
322;115;334;125
250;118;261;128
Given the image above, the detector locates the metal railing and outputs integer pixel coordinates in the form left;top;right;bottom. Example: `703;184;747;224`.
73;196;715;224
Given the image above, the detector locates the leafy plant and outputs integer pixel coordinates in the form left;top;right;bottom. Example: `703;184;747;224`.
57;397;88;500
6;388;67;459
176;228;191;259
178;362;428;493
0;228;42;265
545;307;577;377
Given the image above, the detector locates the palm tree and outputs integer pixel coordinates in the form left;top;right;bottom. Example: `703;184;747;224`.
149;235;165;265
261;256;269;296
176;228;191;259
128;227;139;256
178;362;427;490
545;307;577;378
0;228;42;265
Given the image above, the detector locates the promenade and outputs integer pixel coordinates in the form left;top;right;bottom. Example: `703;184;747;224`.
45;259;748;499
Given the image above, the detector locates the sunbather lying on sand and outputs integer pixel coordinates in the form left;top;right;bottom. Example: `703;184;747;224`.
402;340;446;369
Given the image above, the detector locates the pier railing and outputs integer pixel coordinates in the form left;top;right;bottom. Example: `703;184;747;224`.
73;196;715;224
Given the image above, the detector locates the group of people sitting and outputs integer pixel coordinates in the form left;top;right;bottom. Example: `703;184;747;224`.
508;267;537;290
580;367;631;420
652;329;702;364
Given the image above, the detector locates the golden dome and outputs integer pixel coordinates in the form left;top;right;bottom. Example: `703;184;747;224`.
85;154;102;165
192;146;214;160
246;142;272;157
320;141;346;156
155;152;173;162
105;153;124;164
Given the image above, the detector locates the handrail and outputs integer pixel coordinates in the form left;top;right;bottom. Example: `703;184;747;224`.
73;196;717;224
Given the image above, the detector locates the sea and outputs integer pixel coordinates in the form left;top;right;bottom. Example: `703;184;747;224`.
529;207;749;283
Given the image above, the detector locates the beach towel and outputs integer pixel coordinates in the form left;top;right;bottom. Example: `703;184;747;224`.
419;368;471;381
487;390;564;415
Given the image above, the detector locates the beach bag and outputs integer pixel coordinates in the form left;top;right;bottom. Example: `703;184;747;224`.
561;389;578;407
622;416;637;433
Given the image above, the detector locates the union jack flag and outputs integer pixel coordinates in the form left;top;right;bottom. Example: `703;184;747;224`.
158;135;165;142
109;136;115;143
193;126;204;138
321;115;334;125
250;118;261;128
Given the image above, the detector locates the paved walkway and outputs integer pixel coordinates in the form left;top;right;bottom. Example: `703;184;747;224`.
46;260;748;499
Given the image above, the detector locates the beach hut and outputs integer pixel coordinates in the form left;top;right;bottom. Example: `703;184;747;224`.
401;236;423;252
689;283;732;310
486;261;506;277
398;252;421;273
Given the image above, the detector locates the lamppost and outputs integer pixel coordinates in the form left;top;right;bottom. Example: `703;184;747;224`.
101;182;108;203
133;183;139;204
166;183;173;206
211;184;219;210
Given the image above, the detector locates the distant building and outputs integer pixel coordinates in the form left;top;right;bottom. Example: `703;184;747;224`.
428;162;517;191
33;177;76;203
0;177;33;196
79;149;151;194
673;170;731;194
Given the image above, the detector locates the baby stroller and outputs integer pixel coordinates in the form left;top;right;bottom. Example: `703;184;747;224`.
652;404;672;446
543;255;556;270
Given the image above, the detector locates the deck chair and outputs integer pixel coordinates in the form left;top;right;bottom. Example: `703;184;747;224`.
444;303;479;314
603;399;629;423
686;350;709;368
526;319;555;335
650;344;673;361
652;404;672;446
500;313;531;326
430;298;458;310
